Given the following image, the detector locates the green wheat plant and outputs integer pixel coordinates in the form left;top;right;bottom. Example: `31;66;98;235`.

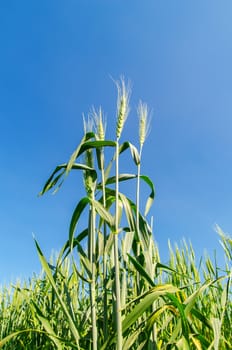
1;232;231;349
0;78;231;349
0;236;231;349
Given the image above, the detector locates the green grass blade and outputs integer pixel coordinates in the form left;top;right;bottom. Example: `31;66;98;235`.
122;285;179;334
31;301;63;350
140;175;155;215
166;293;189;340
127;254;155;287
0;329;47;348
39;165;66;195
92;199;114;228
66;132;95;174
34;239;80;349
40;163;96;195
119;141;140;165
69;197;90;249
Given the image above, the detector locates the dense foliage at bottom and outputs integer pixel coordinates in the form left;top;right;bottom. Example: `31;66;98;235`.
0;229;231;349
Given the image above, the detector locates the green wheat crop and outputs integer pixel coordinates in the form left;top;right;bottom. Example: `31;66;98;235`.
0;79;231;350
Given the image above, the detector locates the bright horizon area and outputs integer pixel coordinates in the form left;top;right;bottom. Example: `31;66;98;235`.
1;1;232;285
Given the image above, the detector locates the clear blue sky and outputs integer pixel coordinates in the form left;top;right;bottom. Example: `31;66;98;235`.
1;1;232;285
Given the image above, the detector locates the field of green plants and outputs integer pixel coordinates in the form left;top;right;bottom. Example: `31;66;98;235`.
0;79;231;349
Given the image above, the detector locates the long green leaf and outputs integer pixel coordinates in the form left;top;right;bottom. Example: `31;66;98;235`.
70;255;91;283
58;228;89;263
40;163;96;195
39;164;66;195
101;173;155;215
119;141;140;165
66;132;95;174
127;254;155;287
31;301;63;350
67;139;116;175
69;197;90;250
166;293;189;340
122;285;179;334
140;175;155;215
0;329;50;348
34;239;80;349
92;199;114;228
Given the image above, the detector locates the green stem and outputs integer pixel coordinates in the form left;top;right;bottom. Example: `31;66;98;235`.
89;193;97;350
114;138;123;350
152;302;157;348
100;149;108;341
136;147;143;293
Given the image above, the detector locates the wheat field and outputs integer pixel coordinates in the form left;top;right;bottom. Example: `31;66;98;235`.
1;79;231;349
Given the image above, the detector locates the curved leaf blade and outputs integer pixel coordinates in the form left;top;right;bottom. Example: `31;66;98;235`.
69;197;90;250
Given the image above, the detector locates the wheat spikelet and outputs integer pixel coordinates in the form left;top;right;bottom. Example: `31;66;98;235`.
138;100;151;146
91;107;106;141
116;77;131;139
82;115;95;194
83;113;94;134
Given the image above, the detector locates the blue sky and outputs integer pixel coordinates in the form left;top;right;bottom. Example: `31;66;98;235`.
1;1;232;285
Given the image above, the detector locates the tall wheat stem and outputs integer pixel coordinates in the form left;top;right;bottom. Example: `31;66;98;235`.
136;101;149;293
101;152;108;340
135;146;143;298
89;193;97;350
92;108;108;340
114;137;122;350
150;216;157;346
84;129;98;350
114;77;130;349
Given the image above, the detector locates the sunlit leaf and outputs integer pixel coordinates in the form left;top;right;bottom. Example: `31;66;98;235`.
122;284;179;333
34;240;81;348
127;254;155;287
69;197;90;250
